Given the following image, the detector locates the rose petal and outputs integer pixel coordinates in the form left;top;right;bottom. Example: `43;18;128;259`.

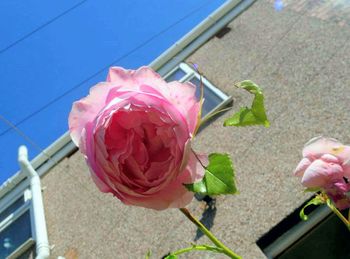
166;81;200;134
294;157;312;177
107;66;165;92
320;154;339;163
68;82;117;146
301;159;344;188
303;136;350;162
118;168;195;210
325;181;350;210
185;151;207;183
134;66;164;84
180;140;192;172
89;167;113;193
107;67;137;85
343;158;350;178
139;78;200;134
83;122;114;193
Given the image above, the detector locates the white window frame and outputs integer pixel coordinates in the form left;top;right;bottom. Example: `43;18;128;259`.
164;62;233;123
0;181;35;258
7;238;35;259
261;203;331;258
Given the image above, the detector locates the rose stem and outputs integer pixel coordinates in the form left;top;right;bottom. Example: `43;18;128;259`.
198;106;233;127
169;244;223;256
326;200;350;231
179;208;242;259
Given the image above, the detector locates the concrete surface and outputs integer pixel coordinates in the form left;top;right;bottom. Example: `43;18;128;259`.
41;0;350;258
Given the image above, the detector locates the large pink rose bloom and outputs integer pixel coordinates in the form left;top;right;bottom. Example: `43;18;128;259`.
294;137;350;209
69;67;206;210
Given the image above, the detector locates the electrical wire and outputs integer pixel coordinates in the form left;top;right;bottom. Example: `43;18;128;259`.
0;0;214;137
0;0;88;55
0;114;55;163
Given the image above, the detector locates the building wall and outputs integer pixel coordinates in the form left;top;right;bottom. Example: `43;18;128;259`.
41;0;350;258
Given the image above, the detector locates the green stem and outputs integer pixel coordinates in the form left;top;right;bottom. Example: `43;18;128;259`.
193;66;204;136
326;199;350;231
179;208;241;259
199;106;233;127
170;244;223;256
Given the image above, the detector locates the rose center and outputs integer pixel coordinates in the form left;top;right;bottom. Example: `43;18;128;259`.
105;106;180;189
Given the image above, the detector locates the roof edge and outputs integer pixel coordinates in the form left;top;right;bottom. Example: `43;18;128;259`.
0;132;75;199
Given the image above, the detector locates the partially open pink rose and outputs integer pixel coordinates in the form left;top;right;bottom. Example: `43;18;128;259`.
294;136;350;209
69;66;206;210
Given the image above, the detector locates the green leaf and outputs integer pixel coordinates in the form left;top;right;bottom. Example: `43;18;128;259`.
303;187;321;193
300;196;325;221
164;255;178;259
224;80;270;127
145;250;152;259
185;153;237;195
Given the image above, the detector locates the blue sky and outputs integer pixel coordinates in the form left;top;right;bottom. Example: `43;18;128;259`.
0;0;226;185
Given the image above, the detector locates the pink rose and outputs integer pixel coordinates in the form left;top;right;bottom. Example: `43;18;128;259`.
294;136;350;209
69;66;206;210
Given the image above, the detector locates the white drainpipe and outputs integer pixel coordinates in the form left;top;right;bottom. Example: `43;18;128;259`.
18;146;50;259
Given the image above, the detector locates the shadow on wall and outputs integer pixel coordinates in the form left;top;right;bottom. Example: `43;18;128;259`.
194;195;217;241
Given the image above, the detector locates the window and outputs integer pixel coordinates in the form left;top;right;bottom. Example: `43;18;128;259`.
257;196;350;259
0;187;34;258
277;212;350;259
0;196;25;223
1;211;32;258
0;146;51;259
164;63;232;120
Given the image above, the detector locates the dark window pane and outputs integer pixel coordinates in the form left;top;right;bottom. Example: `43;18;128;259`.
189;77;202;99
278;213;350;259
0;210;32;258
0;196;25;222
17;243;35;259
165;69;186;82
190;77;223;116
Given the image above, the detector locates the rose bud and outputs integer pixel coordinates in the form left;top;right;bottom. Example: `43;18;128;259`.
294;136;350;210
